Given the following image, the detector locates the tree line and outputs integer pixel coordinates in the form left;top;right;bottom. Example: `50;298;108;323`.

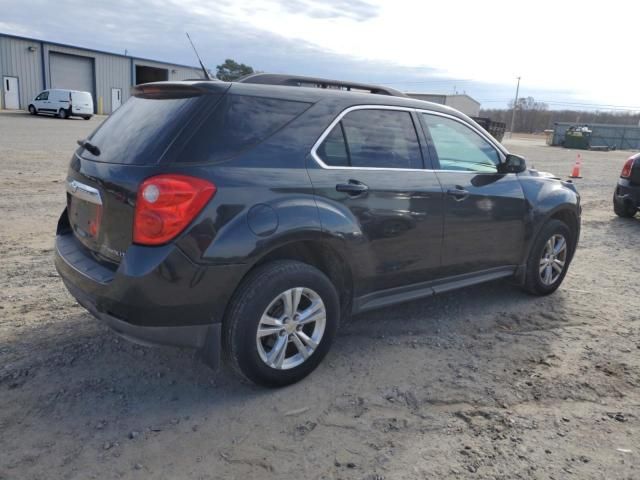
480;96;640;133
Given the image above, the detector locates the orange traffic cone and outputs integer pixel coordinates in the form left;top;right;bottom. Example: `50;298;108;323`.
569;154;582;178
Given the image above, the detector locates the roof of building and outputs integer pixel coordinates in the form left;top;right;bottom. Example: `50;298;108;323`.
0;32;200;70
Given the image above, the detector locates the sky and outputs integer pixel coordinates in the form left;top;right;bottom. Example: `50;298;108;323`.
1;0;639;111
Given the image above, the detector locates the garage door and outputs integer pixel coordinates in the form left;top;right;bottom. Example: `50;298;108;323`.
50;52;95;96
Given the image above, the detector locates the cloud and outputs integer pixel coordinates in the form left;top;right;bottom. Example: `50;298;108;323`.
277;0;379;21
1;0;628;109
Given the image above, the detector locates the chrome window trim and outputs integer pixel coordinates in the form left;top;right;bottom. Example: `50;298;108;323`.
310;104;507;172
66;179;103;205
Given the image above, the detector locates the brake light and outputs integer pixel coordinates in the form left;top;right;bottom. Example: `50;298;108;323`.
621;158;635;178
133;174;216;245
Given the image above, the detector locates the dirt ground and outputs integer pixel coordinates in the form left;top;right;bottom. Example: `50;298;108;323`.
1;111;638;480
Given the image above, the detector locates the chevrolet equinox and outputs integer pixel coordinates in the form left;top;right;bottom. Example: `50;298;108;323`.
55;74;581;386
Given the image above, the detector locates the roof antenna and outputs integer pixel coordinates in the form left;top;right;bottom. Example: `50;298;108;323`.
186;32;212;81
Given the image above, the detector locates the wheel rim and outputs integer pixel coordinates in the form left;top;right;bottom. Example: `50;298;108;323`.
256;287;326;370
539;234;567;286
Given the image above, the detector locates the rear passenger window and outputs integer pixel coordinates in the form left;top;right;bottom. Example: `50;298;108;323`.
316;109;423;169
178;95;311;163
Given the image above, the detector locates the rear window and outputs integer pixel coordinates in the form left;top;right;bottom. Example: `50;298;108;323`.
83;95;205;164
175;94;311;163
71;91;92;102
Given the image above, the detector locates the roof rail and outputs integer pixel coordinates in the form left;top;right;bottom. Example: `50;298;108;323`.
236;73;406;97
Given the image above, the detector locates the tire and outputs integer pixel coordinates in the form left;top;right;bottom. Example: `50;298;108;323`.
522;219;573;296
223;260;340;387
57;109;68;119
83;116;92;120
613;195;637;218
28;105;36;115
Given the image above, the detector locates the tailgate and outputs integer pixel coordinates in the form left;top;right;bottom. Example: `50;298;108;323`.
66;81;231;262
65;159;162;263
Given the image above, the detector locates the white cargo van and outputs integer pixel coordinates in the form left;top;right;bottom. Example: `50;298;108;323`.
28;89;94;120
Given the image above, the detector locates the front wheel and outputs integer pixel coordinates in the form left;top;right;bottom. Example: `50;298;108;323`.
223;260;340;387
522;219;573;295
28;105;36;115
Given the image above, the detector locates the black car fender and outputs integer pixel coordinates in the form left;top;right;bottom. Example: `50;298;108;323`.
517;177;580;277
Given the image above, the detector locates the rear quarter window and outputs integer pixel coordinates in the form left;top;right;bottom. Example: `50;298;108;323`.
176;95;312;164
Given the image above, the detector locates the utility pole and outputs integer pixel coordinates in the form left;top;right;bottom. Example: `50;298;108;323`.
509;76;521;138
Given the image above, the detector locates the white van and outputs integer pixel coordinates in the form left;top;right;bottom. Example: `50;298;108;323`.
28;89;94;120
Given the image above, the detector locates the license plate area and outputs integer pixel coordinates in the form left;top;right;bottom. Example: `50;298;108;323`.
66;179;103;241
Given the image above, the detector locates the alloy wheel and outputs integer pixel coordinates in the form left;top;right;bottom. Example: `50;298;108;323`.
256;287;326;370
539;234;567;286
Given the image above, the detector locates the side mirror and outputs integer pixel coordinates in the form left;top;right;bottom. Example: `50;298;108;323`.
501;154;527;174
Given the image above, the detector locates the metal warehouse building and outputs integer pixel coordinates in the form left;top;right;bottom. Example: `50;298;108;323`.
0;33;203;114
405;93;481;117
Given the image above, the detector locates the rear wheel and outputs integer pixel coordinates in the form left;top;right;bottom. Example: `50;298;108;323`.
613;195;637;218
522;219;573;295
223;260;339;387
28;105;36;115
57;108;68;119
83;115;92;120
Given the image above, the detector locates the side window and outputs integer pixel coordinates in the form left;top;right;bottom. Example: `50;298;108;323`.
341;109;422;169
423;114;500;172
36;91;49;101
317;123;349;167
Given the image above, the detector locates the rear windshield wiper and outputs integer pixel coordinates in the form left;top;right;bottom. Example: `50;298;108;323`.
77;139;100;156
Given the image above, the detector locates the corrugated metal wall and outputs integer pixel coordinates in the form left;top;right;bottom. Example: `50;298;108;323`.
43;44;130;114
134;59;201;82
406;93;447;105
405;93;481;117
552;123;640;150
1;34;203;114
0;36;44;109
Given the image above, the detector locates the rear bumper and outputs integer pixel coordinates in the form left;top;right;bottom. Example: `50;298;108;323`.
63;278;219;351
614;180;640;208
54;229;247;365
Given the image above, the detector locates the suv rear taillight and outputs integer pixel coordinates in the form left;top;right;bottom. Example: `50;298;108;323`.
621;158;635;178
133;174;216;245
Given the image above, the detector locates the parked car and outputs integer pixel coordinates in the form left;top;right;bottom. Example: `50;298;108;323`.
28;89;93;119
54;75;581;387
613;153;640;218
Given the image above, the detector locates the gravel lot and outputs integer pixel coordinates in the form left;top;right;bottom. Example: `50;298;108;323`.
1;110;638;479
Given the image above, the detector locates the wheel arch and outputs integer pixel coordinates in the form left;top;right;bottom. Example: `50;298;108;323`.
517;204;580;284
236;236;354;322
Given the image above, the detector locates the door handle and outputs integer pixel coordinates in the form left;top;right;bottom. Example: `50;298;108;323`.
447;187;470;201
336;180;369;196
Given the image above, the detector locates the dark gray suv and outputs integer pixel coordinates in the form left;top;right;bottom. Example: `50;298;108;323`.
55;74;581;386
